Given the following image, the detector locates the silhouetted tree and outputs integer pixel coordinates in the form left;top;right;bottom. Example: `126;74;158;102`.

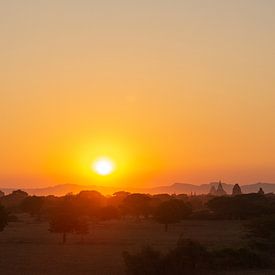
152;194;171;202
154;199;192;232
188;196;205;210
21;196;45;220
49;212;78;244
48;196;80;244
98;206;120;221
75;190;106;218
110;191;130;207
75;216;89;243
0;204;8;232
0;189;28;210
122;194;152;219
77;190;105;206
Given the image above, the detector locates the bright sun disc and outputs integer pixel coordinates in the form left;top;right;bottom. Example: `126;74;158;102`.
92;158;114;176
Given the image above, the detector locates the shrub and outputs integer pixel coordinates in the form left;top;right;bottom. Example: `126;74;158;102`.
123;238;271;274
123;246;162;275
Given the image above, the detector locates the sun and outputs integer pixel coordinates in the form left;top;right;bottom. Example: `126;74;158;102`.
92;158;115;176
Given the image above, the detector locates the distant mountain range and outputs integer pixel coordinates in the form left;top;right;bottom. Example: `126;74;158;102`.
0;182;274;196
147;182;275;195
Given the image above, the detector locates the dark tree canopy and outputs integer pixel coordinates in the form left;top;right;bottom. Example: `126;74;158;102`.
75;216;89;242
48;196;90;244
0;204;8;232
21;196;45;219
0;189;28;210
207;193;275;219
49;211;78;244
154;199;192;231
122;193;152;219
98;206;120;221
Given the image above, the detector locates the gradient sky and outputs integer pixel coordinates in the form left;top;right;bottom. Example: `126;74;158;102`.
1;0;275;188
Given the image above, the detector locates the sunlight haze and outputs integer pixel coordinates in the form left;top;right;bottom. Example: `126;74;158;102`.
1;0;275;188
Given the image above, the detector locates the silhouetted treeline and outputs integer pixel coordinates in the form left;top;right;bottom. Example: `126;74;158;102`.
207;193;275;219
1;190;275;219
1;189;275;240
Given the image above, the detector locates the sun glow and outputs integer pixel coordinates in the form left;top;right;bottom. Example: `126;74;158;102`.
92;158;115;176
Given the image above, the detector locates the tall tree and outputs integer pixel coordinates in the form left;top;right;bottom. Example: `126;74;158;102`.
154;199;192;232
21;196;45;220
49;196;81;244
122;194;152;219
49;211;78;244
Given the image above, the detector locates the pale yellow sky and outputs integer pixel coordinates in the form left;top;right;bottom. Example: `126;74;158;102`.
1;0;275;188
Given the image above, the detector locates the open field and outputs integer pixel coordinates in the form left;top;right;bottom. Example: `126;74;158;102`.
0;215;259;275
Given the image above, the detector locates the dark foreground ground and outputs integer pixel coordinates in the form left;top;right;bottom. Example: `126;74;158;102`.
0;215;274;275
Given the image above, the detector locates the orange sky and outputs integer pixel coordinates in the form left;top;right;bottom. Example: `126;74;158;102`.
1;1;275;188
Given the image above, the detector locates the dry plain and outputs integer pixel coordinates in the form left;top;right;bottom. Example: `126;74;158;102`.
0;215;273;275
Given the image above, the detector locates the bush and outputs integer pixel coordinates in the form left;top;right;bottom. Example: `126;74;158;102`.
244;214;275;252
123;246;162;275
123;238;271;274
162;239;212;274
213;248;270;270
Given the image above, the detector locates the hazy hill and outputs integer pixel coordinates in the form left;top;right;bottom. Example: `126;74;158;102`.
148;182;275;195
0;182;275;196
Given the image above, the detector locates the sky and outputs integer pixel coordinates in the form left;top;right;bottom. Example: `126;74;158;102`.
1;0;275;188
